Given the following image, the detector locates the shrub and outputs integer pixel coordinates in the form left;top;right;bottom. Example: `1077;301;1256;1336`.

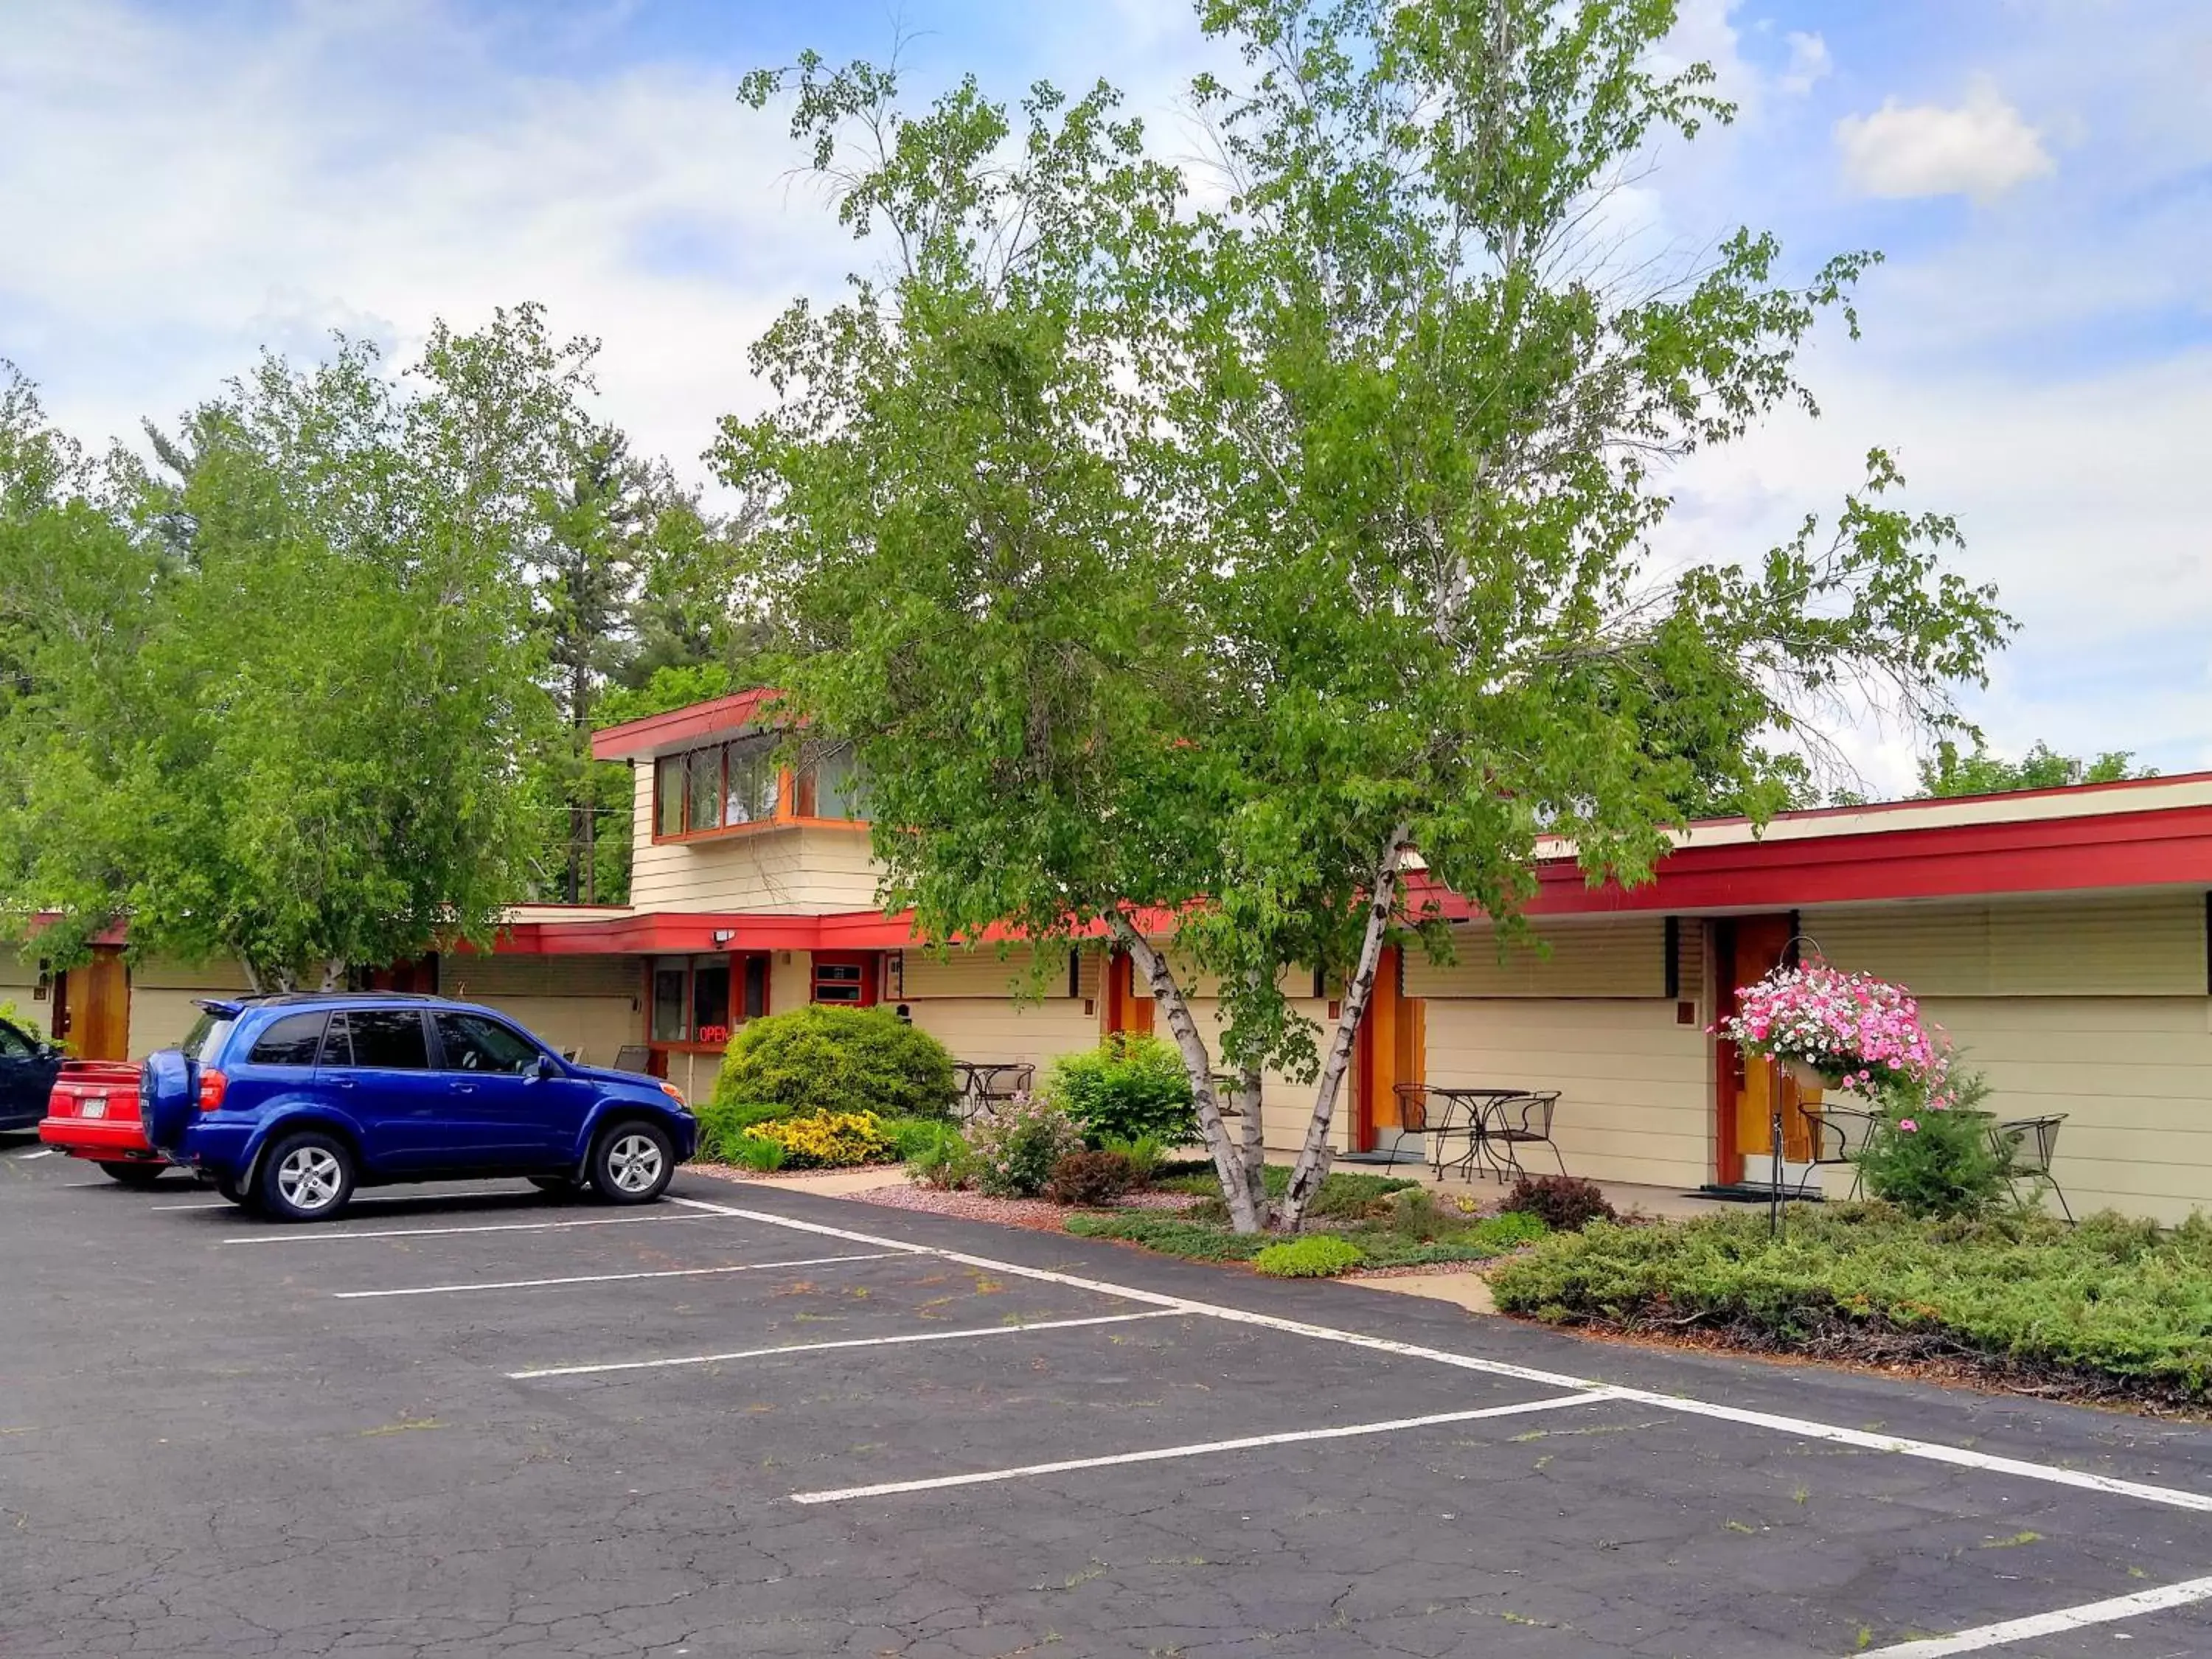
693;1098;796;1163
1855;1072;2007;1220
882;1116;955;1161
1044;1150;1136;1206
970;1096;1086;1197
712;1005;957;1119
752;1110;894;1169
1044;1035;1197;1147
1254;1235;1367;1278
1155;1163;1418;1214
905;1123;978;1190
1062;1211;1268;1261
1504;1174;1617;1232
727;1133;787;1172
1097;1133;1166;1186
1489;1204;2212;1402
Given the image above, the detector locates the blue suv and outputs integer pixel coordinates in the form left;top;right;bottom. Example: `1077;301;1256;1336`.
140;994;698;1222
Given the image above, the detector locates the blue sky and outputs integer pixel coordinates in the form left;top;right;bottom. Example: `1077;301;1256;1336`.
4;1;2208;793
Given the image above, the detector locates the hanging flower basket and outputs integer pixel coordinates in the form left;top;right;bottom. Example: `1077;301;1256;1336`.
1718;957;1955;1105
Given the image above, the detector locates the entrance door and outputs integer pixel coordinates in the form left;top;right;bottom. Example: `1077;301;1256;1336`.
1714;917;1821;1187
1102;950;1155;1037
55;947;129;1061
1352;947;1424;1155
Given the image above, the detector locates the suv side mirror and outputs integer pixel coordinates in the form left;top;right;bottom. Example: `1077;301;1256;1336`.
532;1053;560;1082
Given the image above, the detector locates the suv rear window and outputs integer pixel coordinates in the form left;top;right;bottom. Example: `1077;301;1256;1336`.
247;1012;329;1067
181;1012;234;1062
322;1009;430;1071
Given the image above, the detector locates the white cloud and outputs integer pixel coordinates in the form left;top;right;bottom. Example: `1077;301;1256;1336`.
1779;31;1831;97
1834;80;2056;203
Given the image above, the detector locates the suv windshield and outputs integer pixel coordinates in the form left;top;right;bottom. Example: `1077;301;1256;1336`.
180;1011;234;1062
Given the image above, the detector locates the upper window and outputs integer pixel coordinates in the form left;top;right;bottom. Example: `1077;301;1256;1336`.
809;748;868;821
248;1012;329;1067
434;1012;540;1074
653;736;783;838
324;1009;430;1071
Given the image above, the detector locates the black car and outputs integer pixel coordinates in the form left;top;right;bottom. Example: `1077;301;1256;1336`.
0;1016;65;1132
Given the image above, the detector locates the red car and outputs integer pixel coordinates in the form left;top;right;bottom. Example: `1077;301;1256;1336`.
39;1060;167;1183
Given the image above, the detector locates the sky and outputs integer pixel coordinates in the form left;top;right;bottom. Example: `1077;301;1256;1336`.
3;0;2208;795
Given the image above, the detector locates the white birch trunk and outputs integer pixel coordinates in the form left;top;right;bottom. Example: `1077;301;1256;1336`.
1109;915;1265;1234
1278;823;1413;1230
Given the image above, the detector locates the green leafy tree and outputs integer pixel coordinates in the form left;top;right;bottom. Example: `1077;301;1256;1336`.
723;0;2013;1232
1916;739;2152;799
0;330;560;991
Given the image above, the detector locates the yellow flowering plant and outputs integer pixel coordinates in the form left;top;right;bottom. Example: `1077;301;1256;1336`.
754;1110;894;1169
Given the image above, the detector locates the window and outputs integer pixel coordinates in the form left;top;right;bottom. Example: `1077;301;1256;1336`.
655;755;684;837
324;1009;430;1071
810;748;867;820
0;1021;33;1060
653;737;785;838
180;1011;232;1062
248;1012;328;1067
434;1012;540;1074
651;966;688;1043
742;956;768;1021
692;962;732;1045
813;961;867;1004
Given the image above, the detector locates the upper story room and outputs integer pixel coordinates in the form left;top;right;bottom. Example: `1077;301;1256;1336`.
588;690;883;916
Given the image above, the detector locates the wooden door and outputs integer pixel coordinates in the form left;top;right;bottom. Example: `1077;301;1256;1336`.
1352;947;1423;1152
58;947;130;1062
1714;917;1818;1184
1102;950;1155;1037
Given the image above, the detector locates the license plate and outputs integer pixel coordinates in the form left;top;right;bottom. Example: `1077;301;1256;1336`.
80;1098;107;1119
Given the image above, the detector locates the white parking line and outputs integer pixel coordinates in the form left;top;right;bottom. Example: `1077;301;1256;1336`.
1860;1571;2212;1655
790;1388;1623;1504
149;1201;231;1211
335;1251;908;1299
666;1194;2212;1515
508;1309;1185;1380
223;1212;712;1245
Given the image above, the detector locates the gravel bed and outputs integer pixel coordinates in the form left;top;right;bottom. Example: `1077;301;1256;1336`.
850;1182;1206;1231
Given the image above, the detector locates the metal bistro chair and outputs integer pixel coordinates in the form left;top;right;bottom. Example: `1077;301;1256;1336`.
1481;1091;1565;1183
1990;1113;2074;1223
1392;1084;1512;1183
609;1044;653;1076
1793;1099;1878;1201
953;1061;1035;1124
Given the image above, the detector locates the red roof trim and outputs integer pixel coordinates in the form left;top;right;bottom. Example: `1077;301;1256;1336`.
590;689;787;761
1669;767;2212;832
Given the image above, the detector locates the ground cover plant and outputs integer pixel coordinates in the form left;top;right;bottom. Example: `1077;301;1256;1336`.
1490;1203;2212;1406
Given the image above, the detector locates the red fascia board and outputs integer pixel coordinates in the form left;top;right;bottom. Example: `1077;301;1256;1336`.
1412;803;2212;919
495;913;830;955
589;689;786;761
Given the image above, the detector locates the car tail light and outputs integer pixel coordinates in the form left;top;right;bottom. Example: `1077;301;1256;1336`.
659;1082;686;1107
108;1088;141;1121
198;1070;229;1113
47;1089;77;1117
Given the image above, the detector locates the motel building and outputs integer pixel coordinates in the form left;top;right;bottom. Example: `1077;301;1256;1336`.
11;687;2212;1224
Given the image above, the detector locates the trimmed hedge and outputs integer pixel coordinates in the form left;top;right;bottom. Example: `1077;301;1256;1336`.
712;1005;957;1120
1490;1204;2212;1402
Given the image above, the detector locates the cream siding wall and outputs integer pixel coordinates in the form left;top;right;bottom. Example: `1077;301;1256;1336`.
897;945;1102;1074
441;953;641;1068
1;947;44;1039
126;957;254;1059
1181;995;1349;1155
623;764;881;914
1420;999;1711;1189
769;951;812;1016
1799;892;2205;997
1405;917;1672;998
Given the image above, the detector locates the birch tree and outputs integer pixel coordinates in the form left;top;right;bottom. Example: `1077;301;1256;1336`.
723;0;2011;1232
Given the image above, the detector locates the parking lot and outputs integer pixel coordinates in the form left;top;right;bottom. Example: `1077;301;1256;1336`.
6;1139;2212;1658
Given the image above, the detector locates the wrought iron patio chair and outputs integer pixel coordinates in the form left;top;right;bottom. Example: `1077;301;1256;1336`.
1792;1099;1877;1200
1482;1091;1566;1183
1990;1113;2073;1222
609;1044;653;1075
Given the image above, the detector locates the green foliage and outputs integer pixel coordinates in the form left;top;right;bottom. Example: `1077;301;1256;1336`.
712;1005;957;1119
1855;1075;2008;1219
1254;1235;1367;1279
1917;740;2153;799
1156;1163;1417;1214
1503;1175;1619;1233
882;1115;955;1161
1490;1206;2212;1400
904;1121;980;1190
727;1133;788;1173
728;0;2012;1237
752;1110;893;1168
0;997;38;1038
1062;1211;1270;1262
1044;1150;1137;1206
1044;1036;1197;1147
692;1098;795;1162
968;1096;1086;1198
1097;1133;1167;1186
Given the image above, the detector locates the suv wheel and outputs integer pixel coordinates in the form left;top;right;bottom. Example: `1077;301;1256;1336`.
258;1131;355;1222
589;1121;673;1205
